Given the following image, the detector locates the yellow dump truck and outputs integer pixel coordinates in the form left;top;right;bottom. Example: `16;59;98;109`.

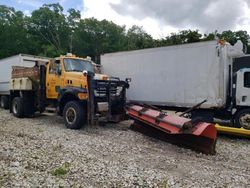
1;53;129;129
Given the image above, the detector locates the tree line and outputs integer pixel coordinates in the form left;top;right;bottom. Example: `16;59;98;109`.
0;3;249;63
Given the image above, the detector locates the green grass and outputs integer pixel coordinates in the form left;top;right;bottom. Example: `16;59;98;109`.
51;162;70;177
0;176;4;186
158;180;169;188
37;128;44;133
0;174;9;186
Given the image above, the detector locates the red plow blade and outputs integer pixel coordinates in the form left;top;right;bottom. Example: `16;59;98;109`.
127;104;217;154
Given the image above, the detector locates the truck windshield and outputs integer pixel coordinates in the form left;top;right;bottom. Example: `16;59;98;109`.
64;58;94;73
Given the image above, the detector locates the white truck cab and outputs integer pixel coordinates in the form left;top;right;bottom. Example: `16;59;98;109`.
236;68;250;106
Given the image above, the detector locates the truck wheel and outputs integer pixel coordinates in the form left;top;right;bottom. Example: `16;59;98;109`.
63;101;86;129
1;96;9;109
235;109;250;130
23;94;35;117
12;97;25;118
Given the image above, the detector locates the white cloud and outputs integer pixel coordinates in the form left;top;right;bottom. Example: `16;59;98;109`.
235;2;250;32
82;0;250;39
82;0;178;39
24;10;31;16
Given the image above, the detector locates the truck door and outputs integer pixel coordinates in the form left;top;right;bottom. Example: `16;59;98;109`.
236;69;250;106
46;59;62;99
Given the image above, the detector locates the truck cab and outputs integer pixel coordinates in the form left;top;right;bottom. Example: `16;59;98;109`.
232;56;250;129
46;54;90;100
235;68;250;106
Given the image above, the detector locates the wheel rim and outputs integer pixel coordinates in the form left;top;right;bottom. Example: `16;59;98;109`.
66;107;77;125
12;101;18;114
239;113;250;129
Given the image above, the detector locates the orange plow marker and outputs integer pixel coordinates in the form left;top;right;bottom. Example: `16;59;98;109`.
126;104;217;154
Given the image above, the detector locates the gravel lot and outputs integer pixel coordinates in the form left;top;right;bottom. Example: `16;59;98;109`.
0;108;250;187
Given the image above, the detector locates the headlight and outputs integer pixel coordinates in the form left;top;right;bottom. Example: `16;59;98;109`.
78;92;88;100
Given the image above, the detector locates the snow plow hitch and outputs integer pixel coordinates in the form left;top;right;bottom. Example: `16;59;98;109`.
126;104;217;154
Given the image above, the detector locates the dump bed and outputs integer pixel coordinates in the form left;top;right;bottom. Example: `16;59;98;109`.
0;54;49;95
101;41;244;108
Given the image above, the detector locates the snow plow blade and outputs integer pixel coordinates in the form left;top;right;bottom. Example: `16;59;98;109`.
127;104;217;154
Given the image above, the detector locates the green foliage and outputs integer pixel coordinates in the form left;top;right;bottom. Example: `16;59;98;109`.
217;30;250;53
126;25;155;50
203;33;215;41
154;30;203;47
0;175;5;186
0;3;249;60
67;8;81;53
74;18;126;63
28;3;69;56
51;167;68;176
51;162;70;176
0;5;30;58
158;179;169;188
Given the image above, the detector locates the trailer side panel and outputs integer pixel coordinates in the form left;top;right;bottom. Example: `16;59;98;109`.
101;41;226;108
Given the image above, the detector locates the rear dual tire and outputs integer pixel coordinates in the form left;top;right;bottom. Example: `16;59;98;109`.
12;97;34;118
0;96;9;109
12;97;25;118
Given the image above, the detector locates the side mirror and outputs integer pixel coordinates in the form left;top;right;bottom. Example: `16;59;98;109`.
82;70;88;77
126;78;132;83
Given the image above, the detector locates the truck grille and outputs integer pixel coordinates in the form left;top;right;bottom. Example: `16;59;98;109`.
94;83;121;97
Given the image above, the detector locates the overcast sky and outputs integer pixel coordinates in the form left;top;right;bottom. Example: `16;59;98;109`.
2;0;250;39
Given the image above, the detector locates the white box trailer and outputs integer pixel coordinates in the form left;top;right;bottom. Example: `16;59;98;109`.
0;54;49;95
101;40;250;129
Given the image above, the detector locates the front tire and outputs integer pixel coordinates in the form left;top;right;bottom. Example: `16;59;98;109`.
63;101;86;129
235;109;250;130
0;96;9;109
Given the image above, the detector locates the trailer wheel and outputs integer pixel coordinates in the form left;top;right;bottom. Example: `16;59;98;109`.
63;101;86;129
0;96;9;109
12;97;25;118
235;109;250;130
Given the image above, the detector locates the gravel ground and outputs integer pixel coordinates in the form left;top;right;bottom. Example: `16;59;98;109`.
0;108;250;187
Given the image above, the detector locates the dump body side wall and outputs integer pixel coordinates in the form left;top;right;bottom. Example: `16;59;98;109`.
0;54;48;95
101;41;228;109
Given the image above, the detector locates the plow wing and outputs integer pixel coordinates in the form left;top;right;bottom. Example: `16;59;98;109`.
127;104;217;154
